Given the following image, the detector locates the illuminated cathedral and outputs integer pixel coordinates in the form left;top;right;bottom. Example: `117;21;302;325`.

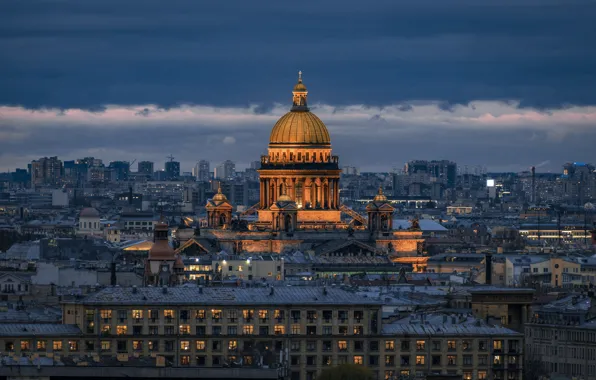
196;73;423;256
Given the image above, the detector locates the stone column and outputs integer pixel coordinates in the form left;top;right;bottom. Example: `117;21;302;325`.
260;180;264;208
326;180;331;209
316;178;322;208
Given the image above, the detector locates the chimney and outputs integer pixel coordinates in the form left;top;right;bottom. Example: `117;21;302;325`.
269;287;274;296
531;166;536;203
199;285;203;294
132;285;137;294
485;253;493;285
110;262;117;286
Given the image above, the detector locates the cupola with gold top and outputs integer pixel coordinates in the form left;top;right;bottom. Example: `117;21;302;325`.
366;186;394;232
206;184;233;229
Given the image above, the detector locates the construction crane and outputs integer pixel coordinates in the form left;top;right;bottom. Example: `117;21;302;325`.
166;155;175;162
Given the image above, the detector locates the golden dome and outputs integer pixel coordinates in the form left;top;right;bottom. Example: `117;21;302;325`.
373;186;388;202
270;111;331;145
212;185;228;202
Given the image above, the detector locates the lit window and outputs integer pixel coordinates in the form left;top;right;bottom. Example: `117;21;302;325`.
195;310;205;320
416;340;426;350
385;340;395;351
132;310;143;319
68;340;79;352
164;310;175;319
243;326;254;335
20;341;30;351
291;324;301;335
478;371;487;380
196;341;206;351
228;340;237;351
100;310;112;319
274;325;285;335
259;310;269;320
180;341;190;351
212;309;222;320
353;326;363;335
36;341;46;351
179;325;190;335
493;340;503;350
338;341;348;351
116;325;127;335
493;355;502;365
416;355;425;365
132;340;142;351
180;355;190;366
447;340;456;350
101;341;111;351
53;341;62;351
463;372;472;380
353;355;363;365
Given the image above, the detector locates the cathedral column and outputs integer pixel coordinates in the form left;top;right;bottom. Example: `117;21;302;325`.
260;180;265;208
335;179;340;208
304;178;311;207
325;180;331;209
316;178;322;208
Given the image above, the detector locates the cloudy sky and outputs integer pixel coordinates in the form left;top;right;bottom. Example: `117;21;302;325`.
1;0;595;173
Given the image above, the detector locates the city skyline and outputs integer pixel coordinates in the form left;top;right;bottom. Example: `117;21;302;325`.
1;1;595;173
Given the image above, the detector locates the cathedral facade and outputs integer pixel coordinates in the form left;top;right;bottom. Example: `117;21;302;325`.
198;73;423;257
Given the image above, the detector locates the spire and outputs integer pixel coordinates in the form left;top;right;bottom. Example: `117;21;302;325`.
292;70;308;111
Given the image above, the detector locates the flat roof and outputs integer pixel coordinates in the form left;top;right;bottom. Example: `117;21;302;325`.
0;324;81;337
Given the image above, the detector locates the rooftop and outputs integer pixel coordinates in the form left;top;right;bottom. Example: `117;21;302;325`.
382;313;522;336
0;324;81;337
77;286;382;306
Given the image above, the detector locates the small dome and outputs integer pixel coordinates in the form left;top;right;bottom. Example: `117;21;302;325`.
277;193;293;203
212;185;228;202
293;81;307;92
80;207;100;218
373;186;388;202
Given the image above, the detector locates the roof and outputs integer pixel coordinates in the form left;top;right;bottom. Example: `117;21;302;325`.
0;324;81;337
270;111;330;146
382;314;523;337
79;286;382;306
79;208;99;218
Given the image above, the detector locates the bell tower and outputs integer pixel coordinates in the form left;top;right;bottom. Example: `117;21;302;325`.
366;187;395;232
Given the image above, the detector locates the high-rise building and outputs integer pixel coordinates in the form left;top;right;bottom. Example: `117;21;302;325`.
214;160;235;180
30;156;63;186
405;160;457;188
165;161;180;181
195;160;210;182
138;161;154;179
250;160;261;170
108;161;130;181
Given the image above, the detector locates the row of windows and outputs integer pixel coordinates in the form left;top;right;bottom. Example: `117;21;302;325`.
91;309;366;322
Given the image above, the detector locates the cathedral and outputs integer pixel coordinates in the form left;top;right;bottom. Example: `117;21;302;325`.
195;73;423;258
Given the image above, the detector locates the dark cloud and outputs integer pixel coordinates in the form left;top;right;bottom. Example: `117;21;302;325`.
1;0;595;110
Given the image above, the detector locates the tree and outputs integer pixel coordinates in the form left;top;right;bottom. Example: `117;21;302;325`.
317;364;375;380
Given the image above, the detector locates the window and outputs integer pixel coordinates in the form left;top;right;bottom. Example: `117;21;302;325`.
291;324;301;335
462;340;471;351
179;325;190;335
180;341;190;351
117;325;127;335
416;355;425;365
101;341;111;351
228;340;237;351
195;310;206;321
69;340;79;352
306;341;316;352
353;355;363;365
291;356;300;365
353;326;363;335
400;355;410;366
385;340;395;351
274;325;285;335
36;341;46;351
21;340;30;351
478;355;488;365
132;310;143;320
432;355;441;365
133;326;142;335
447;340;456;351
242;309;254;322
322;341;332;352
463;355;473;365
196;326;206;335
307;310;317;323
401;340;410;351
479;340;487;351
212;309;222;321
259;326;269;336
493;340;503;351
416;340;426;351
493;355;502;365
432;341;441;351
180;310;189;321
118;310;127;322
322;355;332;366
180;355;190;366
370;341;379;351
338;341;348;351
243;325;254;335
339;326;348;335
117;340;127;352
463;372;472;380
164;309;174;322
478;371;487;380
148;326;158;335
291;341;301;352
354;341;364;352
228;326;237;335
385;371;395;380
196;341;206;351
385;355;395;366
132;340;142;351
149;310;159;321
274;309;284;321
164;340;174;352
164;326;174;335
259;310;269;322
100;310;112;320
447;355;456;365
323;326;332;335
196;355;206;366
